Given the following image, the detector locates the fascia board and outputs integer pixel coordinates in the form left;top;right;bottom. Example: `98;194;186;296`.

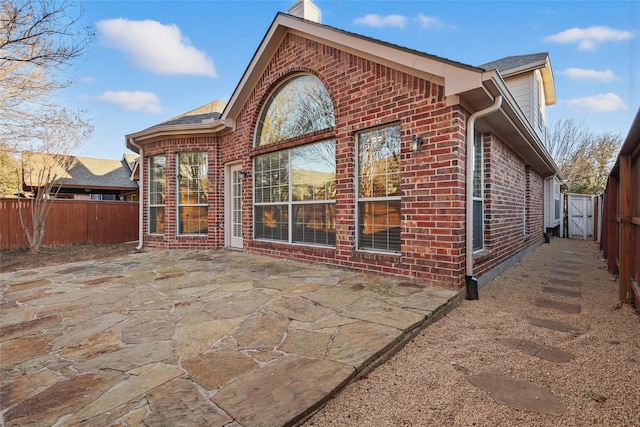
540;56;556;105
126;120;226;146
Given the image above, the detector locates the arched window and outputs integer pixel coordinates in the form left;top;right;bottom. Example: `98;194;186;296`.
256;74;335;147
254;75;337;246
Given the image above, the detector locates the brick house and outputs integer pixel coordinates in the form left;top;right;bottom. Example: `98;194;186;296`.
126;1;563;295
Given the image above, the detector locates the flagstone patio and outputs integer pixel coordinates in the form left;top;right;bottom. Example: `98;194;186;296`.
0;249;462;426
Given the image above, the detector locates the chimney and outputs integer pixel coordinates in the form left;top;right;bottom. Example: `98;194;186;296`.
287;0;321;23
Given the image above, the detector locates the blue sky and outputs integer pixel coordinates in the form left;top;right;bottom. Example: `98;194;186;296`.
66;0;639;160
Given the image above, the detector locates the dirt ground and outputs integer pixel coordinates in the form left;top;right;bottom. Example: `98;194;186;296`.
0;242;139;273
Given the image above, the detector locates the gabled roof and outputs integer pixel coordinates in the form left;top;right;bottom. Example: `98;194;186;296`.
222;12;485;123
479;52;556;105
22;152;139;190
126;10;562;178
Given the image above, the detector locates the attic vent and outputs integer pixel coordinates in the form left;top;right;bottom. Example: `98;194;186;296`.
288;0;321;23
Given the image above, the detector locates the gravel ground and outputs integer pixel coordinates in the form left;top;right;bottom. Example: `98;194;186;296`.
305;238;640;427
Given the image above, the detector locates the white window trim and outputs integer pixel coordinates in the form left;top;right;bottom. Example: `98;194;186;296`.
253;145;336;247
148;155;165;235
355;126;402;254
473;131;484;253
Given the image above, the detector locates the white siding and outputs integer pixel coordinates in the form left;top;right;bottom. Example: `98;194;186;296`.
504;71;547;140
505;74;532;121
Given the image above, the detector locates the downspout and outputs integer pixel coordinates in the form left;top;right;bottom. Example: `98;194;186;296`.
128;138;144;251
465;95;502;299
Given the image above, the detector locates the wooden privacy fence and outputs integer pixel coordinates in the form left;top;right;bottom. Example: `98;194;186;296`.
0;199;139;250
600;110;640;307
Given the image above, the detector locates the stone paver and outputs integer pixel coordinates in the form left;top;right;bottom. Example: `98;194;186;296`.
466;373;568;416
542;286;582;298
212;355;355;427
499;338;576;363
534;297;582;313
0;249;462;426
525;316;582;334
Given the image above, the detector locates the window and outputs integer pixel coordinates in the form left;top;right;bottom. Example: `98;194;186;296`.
149;155;166;234
357;124;401;252
177;152;208;235
91;194;116;201
256;74;334;147
554;181;561;220
254;141;336;245
472;131;484;251
254;74;336;246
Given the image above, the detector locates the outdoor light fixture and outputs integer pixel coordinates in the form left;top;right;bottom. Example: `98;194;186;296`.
410;135;423;152
240;170;250;179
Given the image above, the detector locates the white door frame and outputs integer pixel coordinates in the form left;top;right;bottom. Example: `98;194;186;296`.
225;162;244;249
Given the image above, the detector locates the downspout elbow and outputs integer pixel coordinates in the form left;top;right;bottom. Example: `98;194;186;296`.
465;95;502;299
128;138;144;251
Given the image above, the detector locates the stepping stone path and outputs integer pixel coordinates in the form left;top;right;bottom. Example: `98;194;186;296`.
466;250;584;416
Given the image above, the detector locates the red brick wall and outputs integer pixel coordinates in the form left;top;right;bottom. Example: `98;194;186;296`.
473;134;544;277
227;33;467;288
141;136;221;249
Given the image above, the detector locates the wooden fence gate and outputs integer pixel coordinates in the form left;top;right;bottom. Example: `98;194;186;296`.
567;194;596;240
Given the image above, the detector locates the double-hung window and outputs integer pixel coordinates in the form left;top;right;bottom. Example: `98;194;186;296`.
472;131;484;251
177;152;208;235
357;124;401;253
149;155;166;234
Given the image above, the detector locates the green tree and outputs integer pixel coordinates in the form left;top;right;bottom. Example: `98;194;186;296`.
546;117;621;194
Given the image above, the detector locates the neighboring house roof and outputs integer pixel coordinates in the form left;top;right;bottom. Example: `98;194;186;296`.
22;152;139;190
479;52;556;105
123;153;139;171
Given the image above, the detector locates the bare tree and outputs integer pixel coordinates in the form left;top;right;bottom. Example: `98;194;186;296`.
20;108;92;252
1;0;92;142
1;0;93;251
546;117;621;194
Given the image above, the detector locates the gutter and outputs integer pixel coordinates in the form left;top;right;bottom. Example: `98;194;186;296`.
128;138;144;251
465;95;502;300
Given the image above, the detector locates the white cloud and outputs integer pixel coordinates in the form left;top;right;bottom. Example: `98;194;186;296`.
417;14;443;29
564;93;627;113
96;18;216;77
93;91;164;114
544;26;635;51
353;14;407;29
560;68;619;82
